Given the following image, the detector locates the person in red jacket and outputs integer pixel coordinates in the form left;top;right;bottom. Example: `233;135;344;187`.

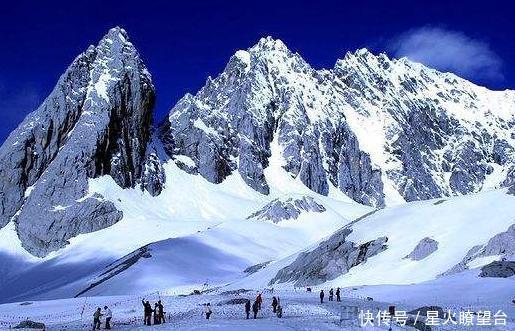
256;293;263;310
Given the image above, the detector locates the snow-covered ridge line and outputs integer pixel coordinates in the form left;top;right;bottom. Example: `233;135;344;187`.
159;35;515;210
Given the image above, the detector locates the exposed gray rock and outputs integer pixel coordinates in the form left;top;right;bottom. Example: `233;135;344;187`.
405;237;438;261
0;27;156;256
2;33;515;258
159;38;515;207
442;224;515;275
405;318;431;331
141;137;166;196
247;196;326;223
481;224;515;257
158;39;386;207
244;261;272;274
440;245;483;276
337;133;384;206
219;289;251;296
270;228;388;286
76;245;152;297
216;298;250;306
479;261;515;278
13;320;45;329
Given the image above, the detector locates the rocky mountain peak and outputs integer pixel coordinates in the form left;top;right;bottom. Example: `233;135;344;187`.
2;31;514;257
252;36;289;53
0;27;157;257
159;36;515;208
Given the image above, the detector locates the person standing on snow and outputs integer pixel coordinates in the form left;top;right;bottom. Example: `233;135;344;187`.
271;296;278;313
336;287;341;302
158;300;165;323
142;300;153;326
93;307;102;330
103;306;112;330
276;299;283;319
252;300;259;319
153;303;160;325
256;293;263;310
205;303;213;319
320;289;325;304
329;288;334;301
245;300;251;319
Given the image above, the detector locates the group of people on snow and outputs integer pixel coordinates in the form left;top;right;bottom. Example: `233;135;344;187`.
243;293;283;320
93;287;343;328
319;287;341;303
142;299;166;326
92;306;112;330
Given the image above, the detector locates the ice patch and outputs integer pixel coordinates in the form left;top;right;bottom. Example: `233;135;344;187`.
194;118;218;136
174;155;196;168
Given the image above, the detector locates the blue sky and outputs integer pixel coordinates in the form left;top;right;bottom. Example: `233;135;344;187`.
0;0;513;143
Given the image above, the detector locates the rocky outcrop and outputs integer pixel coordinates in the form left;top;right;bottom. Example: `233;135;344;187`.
159;38;515;208
141;137;167;196
442;224;515;275
75;244;152;297
405;237;438;261
247;196;326;223
270;228;388;286
479;261;515;278
244;261;272;274
0;27;157;256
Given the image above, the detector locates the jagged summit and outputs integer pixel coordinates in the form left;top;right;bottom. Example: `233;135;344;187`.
105;26;130;41
0;27;159;257
159;36;515;208
1;31;515;257
251;36;290;52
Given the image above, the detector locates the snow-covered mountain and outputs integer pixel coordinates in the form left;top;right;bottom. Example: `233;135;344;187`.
0;27;163;257
0;28;514;309
159;36;515;208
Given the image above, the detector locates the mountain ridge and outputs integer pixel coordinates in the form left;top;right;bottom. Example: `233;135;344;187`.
0;28;514;258
159;35;515;207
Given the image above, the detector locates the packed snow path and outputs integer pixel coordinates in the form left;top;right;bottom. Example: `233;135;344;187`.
0;288;513;330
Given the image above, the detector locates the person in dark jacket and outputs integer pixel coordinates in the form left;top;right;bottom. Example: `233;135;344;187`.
336;287;341;302
252;300;259;319
329;288;334;301
142;300;153;326
158;300;165;323
320;290;325;304
271;296;278;313
93;307;102;330
245;300;251;319
276;301;283;318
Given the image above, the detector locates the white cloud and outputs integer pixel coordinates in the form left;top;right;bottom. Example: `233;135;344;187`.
389;27;503;82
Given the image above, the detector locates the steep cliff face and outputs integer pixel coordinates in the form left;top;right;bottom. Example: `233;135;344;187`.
159;38;385;206
159;38;515;207
0;27;161;257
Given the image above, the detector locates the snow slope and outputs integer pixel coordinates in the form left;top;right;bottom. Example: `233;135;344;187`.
228;188;515;289
0;157;370;303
